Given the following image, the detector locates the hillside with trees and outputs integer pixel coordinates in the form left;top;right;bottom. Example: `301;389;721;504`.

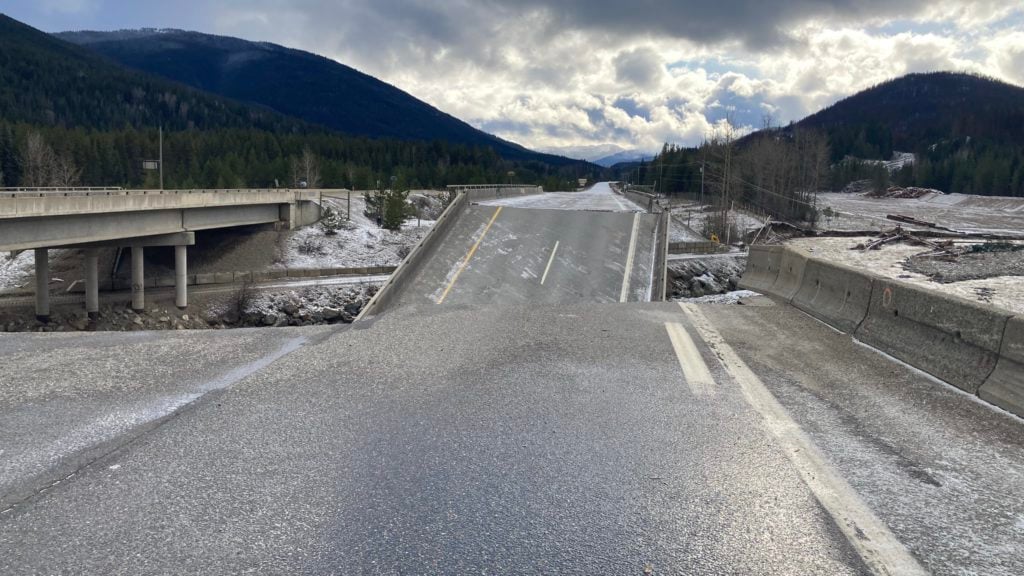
794;72;1024;197
630;72;1024;232
57;28;573;165
0;14;597;190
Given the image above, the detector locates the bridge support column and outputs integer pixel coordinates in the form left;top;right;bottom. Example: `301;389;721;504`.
279;203;296;230
174;245;188;309
34;248;49;321
85;249;100;319
131;246;145;312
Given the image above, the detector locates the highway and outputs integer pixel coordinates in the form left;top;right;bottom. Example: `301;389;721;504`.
1;184;1022;574
386;183;659;310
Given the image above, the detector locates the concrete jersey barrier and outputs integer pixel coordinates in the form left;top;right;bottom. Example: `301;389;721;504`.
791;258;875;334
978;316;1024;417
854;277;1010;394
768;248;809;302
738;245;783;294
739;244;1023;418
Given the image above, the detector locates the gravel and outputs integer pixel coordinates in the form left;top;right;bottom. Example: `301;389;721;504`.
903;246;1024;283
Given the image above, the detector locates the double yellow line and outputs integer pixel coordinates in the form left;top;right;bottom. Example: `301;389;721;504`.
437;206;503;304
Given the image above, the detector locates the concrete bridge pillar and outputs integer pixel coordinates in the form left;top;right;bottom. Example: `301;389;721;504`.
34;248;49;321
85;249;100;319
174;245;188;309
131;246;145;312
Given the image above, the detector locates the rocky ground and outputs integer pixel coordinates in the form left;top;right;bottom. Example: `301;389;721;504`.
0;284;377;333
903;244;1024;283
667;255;747;299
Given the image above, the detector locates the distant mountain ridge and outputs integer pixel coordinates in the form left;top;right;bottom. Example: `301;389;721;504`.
58;28;576;165
0;14;307;133
790;72;1024;161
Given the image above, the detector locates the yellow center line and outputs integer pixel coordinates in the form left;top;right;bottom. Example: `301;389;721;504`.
436;206;503;304
540;240;560;285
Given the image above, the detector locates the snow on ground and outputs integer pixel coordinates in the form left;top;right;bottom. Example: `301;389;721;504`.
0;251;35;291
788;236;1024;315
277;195;435;269
817;192;1024;236
479;183;645;212
675;290;760;304
669;210;706;242
857;151;916;172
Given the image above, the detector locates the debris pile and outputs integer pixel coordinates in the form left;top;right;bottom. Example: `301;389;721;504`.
868;186;944;199
852;227;963;260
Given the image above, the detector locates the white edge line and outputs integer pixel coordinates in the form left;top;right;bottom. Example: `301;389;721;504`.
620;213;641;302
540;241;560;286
679;303;929;576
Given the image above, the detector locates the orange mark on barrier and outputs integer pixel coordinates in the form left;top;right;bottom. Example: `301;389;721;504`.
882;287;894;308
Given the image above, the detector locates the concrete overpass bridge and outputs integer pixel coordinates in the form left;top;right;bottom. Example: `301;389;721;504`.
0;188;323;319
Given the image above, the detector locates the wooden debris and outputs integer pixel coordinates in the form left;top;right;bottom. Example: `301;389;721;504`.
852;226;963;259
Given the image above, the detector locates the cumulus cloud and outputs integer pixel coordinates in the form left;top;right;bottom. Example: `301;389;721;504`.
6;0;1021;157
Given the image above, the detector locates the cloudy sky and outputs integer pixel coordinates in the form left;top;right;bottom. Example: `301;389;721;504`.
6;1;1024;159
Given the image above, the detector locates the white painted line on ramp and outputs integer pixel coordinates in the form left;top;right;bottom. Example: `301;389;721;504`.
540;241;560;285
620;213;641;302
678;303;928;576
664;322;716;396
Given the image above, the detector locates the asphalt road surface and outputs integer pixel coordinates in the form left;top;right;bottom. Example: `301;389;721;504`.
2;300;1022;574
386;187;659;311
1;184;1022;574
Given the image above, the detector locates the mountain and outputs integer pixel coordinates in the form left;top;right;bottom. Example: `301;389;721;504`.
593;150;651;168
790;72;1024;162
0;14;599;190
0;14;308;133
58;28;576;165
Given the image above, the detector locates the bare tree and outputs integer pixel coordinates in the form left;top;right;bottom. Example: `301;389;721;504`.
17;132;82;188
51;153;82;187
20;132;56;187
290;147;322;189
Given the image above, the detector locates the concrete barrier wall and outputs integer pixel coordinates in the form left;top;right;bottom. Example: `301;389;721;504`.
768;249;809;302
855;278;1010;394
739;245;1023;417
622;189;659;213
0;188;321;219
463;186;543;203
980;317;1024;416
668;241;727;255
357;192;469;320
791;259;874;334
738;245;783;294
